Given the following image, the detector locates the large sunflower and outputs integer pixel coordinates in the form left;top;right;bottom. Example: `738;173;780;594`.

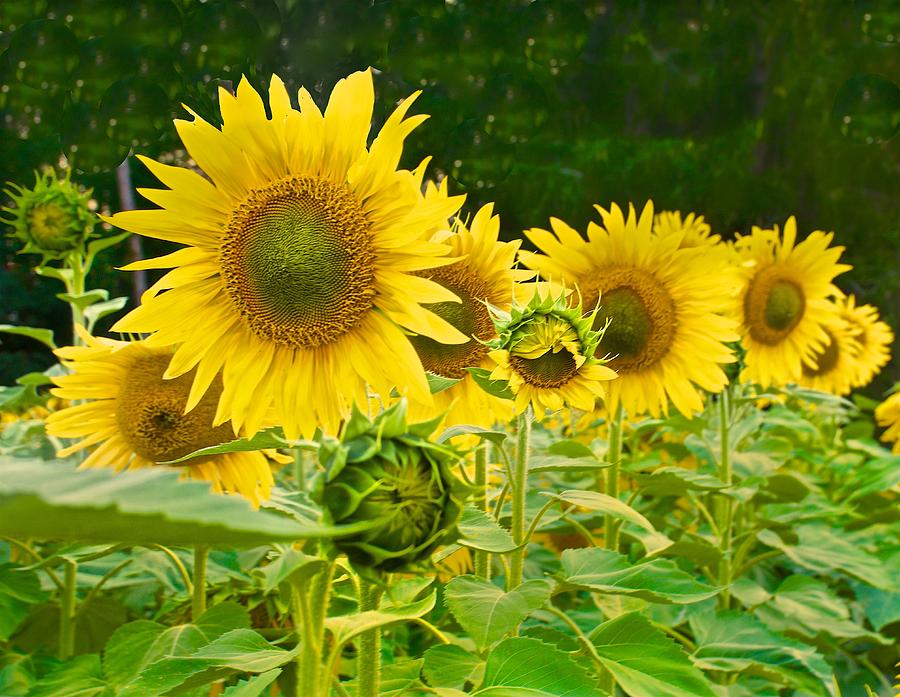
45;330;283;507
520;202;738;418
875;390;900;455
107;70;467;439
731;218;851;387
408;202;530;428
837;295;893;389
797;303;861;396
488;290;617;415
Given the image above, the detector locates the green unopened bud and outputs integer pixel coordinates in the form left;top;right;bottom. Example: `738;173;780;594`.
2;170;97;259
314;401;469;573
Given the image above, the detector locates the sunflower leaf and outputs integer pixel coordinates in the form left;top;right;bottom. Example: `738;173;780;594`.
160;427;295;464
466;367;514;400
0;324;57;349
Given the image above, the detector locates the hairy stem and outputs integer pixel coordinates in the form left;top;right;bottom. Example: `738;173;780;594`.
293;447;307;492
357;579;385;697
604;402;624;551
473;444;490;579
717;388;734;609
508;409;532;590
58;560;77;660
191;545;208;621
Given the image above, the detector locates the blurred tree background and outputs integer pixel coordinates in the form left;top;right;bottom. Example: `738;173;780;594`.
1;0;898;393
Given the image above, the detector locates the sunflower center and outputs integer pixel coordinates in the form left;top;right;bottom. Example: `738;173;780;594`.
220;174;376;349
408;263;494;379
115;353;235;463
511;348;578;388
802;329;840;377
28;202;74;250
592;268;677;372
744;267;806;345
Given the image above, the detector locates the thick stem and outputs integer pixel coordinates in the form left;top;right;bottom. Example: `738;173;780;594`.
293;447;307;492
604;402;624;551
191;545;208;621
58;560;77;660
717;389;734;609
508;409;531;591
473;444;490;579
357;579;384;697
292;578;320;697
65;252;86;342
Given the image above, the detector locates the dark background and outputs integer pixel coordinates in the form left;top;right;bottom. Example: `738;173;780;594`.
2;0;899;393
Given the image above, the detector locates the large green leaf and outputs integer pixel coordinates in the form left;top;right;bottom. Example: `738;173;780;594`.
475;637;605;696
754;575;890;644
120;628;296;695
589;612;717;697
26;654;110;697
220;669;282;696
0;457;344;545
250;547;326;593
0;324;56;349
325;591;437;650
546;490;655;533
689;610;831;695
456;505;517;553
161;427;300;464
444;576;552;650
634;466;727;496
0;563;46;641
557;548;719;604
422;644;483;691
757;526;895;590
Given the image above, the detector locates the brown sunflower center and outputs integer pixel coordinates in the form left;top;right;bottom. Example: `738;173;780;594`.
220;174;376;349
591;268;677;372
802;329;840;377
115;353;235;463
744;267;806;345
511;348;578;388
408;263;494;379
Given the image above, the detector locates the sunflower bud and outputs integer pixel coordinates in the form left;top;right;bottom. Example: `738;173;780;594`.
313;401;469;573
2;170;96;259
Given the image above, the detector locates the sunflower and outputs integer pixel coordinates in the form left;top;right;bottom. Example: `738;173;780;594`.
730;217;851;387
488;290;617;415
45;329;283;507
797;303;861;396
106;70;467;439
408;202;531;428
875;389;900;455
519;202;738;418
837;295;893;389
653;210;720;249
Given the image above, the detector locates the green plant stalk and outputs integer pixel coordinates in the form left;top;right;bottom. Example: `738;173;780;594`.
191;545;208;621
604;402;624;550
473;444;490;579
65;251;86;341
293;447;307;492
357;579;385;697
508;409;532;590
292;577;321;697
58;560;77;660
717;388;734;609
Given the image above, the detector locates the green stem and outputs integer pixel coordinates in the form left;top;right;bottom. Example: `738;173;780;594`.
191;545;208;621
58;560;77;660
292;577;320;697
293;447;307;492
508;409;531;590
66;252;86;340
357;579;384;697
717;388;734;609
474;444;490;579
604;402;624;551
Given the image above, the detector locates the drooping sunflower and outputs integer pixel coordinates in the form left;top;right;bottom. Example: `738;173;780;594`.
875;389;900;455
408;202;530;428
488;290;617;415
45;330;284;506
653;210;720;249
797;303;862;396
520;202;738;418
106;70;467;439
837;295;894;389
730;217;851;387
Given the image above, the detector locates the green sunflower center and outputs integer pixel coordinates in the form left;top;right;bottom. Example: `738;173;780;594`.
511;348;578;388
28;202;76;251
409;263;494;380
593;267;677;372
744;267;806;345
220;175;376;349
802;329;840;377
115;353;235;463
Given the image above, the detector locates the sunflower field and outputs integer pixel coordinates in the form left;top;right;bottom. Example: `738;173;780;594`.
1;2;899;697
